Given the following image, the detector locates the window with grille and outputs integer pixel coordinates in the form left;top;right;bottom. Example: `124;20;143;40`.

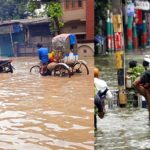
65;0;69;9
72;0;76;8
78;0;82;7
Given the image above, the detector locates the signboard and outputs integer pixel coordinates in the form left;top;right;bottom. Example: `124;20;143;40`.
127;3;135;17
135;1;150;10
114;32;123;50
113;15;122;32
115;51;124;69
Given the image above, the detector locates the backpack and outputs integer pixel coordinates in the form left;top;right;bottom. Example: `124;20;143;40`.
94;86;108;113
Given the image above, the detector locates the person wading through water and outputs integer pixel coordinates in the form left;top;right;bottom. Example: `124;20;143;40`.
133;70;150;121
94;67;113;130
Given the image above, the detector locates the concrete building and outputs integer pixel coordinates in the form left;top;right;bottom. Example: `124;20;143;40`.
61;0;94;57
0;18;52;57
0;1;94;57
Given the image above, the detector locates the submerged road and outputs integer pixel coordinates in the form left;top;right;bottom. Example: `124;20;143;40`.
0;56;94;150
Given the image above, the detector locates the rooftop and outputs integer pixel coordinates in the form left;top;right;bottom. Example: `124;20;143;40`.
0;17;50;26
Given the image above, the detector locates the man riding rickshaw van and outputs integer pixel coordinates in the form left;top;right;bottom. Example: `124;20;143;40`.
31;34;89;77
44;33;89;76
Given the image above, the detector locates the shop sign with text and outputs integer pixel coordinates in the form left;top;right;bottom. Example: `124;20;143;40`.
135;1;150;10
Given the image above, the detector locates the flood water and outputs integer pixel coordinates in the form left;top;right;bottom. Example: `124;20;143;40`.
0;56;94;150
95;54;150;150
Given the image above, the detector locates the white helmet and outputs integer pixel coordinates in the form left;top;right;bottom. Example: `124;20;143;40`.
144;55;150;63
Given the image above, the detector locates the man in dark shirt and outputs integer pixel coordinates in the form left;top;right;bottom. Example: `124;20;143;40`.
133;70;150;120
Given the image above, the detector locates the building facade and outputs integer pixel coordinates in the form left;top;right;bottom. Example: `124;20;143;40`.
61;0;94;57
111;0;150;51
0;18;52;57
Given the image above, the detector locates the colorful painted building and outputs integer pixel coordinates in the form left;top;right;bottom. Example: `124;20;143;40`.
111;0;150;51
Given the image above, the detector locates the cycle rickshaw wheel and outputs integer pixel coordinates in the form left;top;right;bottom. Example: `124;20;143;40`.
54;63;71;78
73;61;89;75
30;65;41;74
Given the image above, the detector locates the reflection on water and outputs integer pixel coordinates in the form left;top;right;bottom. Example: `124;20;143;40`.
95;55;150;150
0;57;94;150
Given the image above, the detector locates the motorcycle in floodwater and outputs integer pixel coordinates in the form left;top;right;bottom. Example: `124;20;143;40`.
0;58;14;73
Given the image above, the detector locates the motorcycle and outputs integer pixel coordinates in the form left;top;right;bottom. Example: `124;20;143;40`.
0;59;14;73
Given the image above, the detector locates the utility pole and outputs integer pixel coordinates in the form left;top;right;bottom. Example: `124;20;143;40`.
111;0;127;107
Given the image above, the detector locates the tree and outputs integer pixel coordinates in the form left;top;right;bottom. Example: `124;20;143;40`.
27;0;64;35
27;0;41;16
46;2;63;35
94;0;112;55
0;0;28;20
95;0;112;35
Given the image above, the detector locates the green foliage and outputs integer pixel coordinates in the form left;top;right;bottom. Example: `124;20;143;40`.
27;1;41;14
46;2;63;34
0;0;28;20
59;21;64;28
95;0;111;20
0;0;61;20
46;2;63;19
127;65;145;82
95;0;112;35
27;1;63;34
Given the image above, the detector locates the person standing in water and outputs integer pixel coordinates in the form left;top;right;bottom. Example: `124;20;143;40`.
133;70;150;120
94;67;113;129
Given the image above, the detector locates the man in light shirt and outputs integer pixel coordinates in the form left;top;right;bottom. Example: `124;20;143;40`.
94;67;113;130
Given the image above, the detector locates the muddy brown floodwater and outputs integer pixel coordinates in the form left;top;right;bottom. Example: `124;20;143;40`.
0;57;94;150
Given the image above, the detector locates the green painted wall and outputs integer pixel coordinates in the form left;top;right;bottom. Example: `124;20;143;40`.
0;32;24;57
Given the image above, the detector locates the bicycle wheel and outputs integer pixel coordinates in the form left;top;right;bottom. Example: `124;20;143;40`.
53;63;71;78
30;65;40;74
73;61;89;75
